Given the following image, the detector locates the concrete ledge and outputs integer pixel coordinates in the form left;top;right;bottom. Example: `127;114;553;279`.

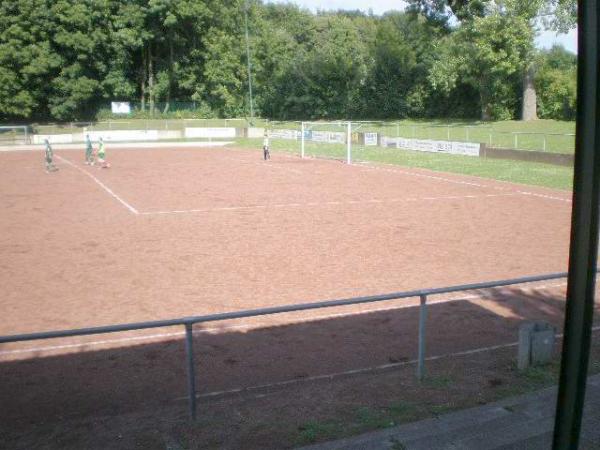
480;145;573;167
0;141;234;152
298;374;600;450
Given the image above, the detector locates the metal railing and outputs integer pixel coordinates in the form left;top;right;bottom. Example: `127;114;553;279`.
0;271;569;420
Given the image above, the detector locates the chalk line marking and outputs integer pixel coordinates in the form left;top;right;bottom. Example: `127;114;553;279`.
223;156;304;175
351;160;572;204
138;192;521;216
354;162;494;189
0;281;568;357
175;324;600;401
517;191;572;203
55;154;139;215
358;165;571;203
246;151;572;204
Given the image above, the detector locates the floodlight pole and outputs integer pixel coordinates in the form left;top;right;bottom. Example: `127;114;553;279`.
244;0;254;124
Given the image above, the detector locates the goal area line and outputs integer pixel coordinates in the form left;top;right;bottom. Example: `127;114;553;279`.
54;153;537;217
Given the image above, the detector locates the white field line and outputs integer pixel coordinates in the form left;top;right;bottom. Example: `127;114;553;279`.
176;324;600;401
517;191;572;203
255;151;572;204
285;153;573;204
0;141;233;152
138;192;521;216
353;162;501;190
223;156;304;175
0;281;568;357
55;154;139;215
358;163;571;204
351;159;573;202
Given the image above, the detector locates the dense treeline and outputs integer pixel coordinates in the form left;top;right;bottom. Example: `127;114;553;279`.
0;0;576;122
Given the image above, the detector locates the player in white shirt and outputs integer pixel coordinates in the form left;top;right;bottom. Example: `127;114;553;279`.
263;130;270;160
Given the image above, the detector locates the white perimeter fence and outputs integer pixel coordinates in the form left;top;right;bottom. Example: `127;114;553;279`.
0;120;575;156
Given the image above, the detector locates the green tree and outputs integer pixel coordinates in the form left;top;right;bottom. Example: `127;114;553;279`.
266;14;369;119
0;0;60;120
428;12;532;120
535;45;576;120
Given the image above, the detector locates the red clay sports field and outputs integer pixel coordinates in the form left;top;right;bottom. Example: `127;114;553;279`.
0;143;581;434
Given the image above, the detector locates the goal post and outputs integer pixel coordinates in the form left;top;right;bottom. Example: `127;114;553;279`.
300;121;353;163
262;119;386;163
0;125;30;145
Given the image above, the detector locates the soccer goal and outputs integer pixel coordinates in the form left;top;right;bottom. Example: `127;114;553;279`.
301;121;352;163
259;120;385;163
0;125;31;145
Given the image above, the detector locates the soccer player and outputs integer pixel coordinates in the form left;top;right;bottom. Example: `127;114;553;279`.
44;139;58;172
263;130;270;160
84;134;93;165
95;137;110;168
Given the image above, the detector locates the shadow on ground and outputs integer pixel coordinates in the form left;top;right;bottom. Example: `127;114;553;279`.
0;285;579;449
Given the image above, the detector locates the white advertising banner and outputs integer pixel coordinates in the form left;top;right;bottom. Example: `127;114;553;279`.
111;102;131;114
86;130;158;142
270;129;299;140
248;127;266;138
364;132;378;146
310;131;345;144
33;134;73;144
184;127;237;138
383;137;480;157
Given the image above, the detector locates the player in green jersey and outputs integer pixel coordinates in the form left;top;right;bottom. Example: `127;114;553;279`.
85;134;94;165
95;137;110;168
44;139;58;172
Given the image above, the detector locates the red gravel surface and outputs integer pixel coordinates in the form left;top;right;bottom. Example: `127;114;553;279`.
0;147;571;334
0;145;575;447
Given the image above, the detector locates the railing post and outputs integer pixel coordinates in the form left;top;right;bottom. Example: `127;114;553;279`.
184;323;197;421
346;121;351;164
301;122;305;159
543;135;547;152
417;294;428;381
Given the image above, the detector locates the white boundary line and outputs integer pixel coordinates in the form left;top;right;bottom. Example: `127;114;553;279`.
0;281;568;357
175;323;600;402
351;159;572;203
354;162;496;190
516;191;572;203
223;156;304;175
138;192;522;216
55;154;139;215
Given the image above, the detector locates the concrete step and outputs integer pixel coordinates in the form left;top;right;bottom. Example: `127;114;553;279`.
404;414;553;450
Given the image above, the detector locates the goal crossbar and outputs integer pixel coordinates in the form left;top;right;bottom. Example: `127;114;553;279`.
300;121;352;164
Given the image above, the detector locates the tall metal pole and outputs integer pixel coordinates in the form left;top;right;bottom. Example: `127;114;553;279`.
552;1;599;448
244;0;254;124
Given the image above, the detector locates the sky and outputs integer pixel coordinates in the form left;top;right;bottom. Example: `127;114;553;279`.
265;0;577;53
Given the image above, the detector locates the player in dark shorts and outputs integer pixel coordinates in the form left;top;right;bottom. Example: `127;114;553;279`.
44;139;58;172
85;134;93;164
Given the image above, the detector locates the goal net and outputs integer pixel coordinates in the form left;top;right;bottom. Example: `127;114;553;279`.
263;120;386;164
300;121;351;163
0;125;30;145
